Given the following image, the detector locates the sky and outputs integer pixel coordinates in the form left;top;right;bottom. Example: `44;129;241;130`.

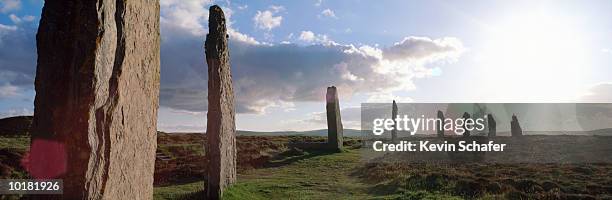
1;0;611;132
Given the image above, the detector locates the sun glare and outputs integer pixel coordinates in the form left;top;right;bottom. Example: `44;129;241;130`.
479;12;590;101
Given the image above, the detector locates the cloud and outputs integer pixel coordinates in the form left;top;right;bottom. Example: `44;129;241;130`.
0;22;37;87
237;4;248;10
253;6;283;31
0;0;21;13
0;23;18;44
8;14;35;24
314;0;323;7
160;0;213;37
159;30;464;114
383;36;464;62
0;2;465;117
0;84;18;98
581;83;612;102
319;9;337;19
298;30;335;45
299;31;315;42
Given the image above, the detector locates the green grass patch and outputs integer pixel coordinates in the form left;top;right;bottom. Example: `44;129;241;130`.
0;136;29;150
154;181;204;200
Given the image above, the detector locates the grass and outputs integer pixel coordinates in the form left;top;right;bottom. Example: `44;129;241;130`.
153;145;612;199
154;149;467;199
154;149;374;199
154;181;204;200
223;149;371;200
0;135;29;150
2;132;610;199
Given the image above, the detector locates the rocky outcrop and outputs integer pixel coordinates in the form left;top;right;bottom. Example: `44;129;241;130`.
487;114;496;137
30;0;160;199
462;112;471;137
511;114;523;137
326;86;343;151
205;5;237;199
437;110;444;137
391;100;398;142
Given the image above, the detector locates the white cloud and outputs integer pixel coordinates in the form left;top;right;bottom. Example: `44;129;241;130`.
383;36;464;62
315;0;323;6
602;48;612;54
298;30;336;45
228;28;260;45
0;2;465;116
22;15;35;21
269;5;285;13
0;23;17;33
237;4;248;10
0;23;36;82
160;0;213;37
253;6;283;31
0;84;19;98
0;23;18;43
299;31;316;42
0;0;21;13
8;14;34;24
319;9;337;19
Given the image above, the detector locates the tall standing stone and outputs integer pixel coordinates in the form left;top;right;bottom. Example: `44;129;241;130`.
487;114;496;137
391;100;398;142
510;114;523;137
436;110;445;137
205;5;236;199
30;0;160;199
462;112;471;137
326;86;343;151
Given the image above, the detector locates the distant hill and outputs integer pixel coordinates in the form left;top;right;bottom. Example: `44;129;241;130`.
237;129;362;137
0;116;32;135
588;128;612;136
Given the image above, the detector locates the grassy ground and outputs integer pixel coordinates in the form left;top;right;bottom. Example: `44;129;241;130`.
153;149;465;200
0;135;29;151
2;132;611;199
153;149;374;200
152;146;612;200
224;149;370;199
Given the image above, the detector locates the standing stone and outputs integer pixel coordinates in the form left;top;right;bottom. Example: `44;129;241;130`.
510;114;523;137
30;0;160;199
436;110;445;137
487;114;496;137
391;100;398;142
326;86;343;151
205;5;236;199
462;112;471;137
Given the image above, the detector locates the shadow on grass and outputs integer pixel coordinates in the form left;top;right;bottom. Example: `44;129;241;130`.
166;190;205;200
263;148;343;168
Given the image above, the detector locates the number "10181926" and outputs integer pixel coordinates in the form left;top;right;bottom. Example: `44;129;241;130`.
9;181;60;191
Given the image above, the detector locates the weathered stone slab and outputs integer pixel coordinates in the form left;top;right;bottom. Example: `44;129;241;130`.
30;0;160;199
205;5;237;199
437;110;445;137
391;100;398;142
487;114;496;137
511;114;523;137
326;86;343;151
462;112;471;137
